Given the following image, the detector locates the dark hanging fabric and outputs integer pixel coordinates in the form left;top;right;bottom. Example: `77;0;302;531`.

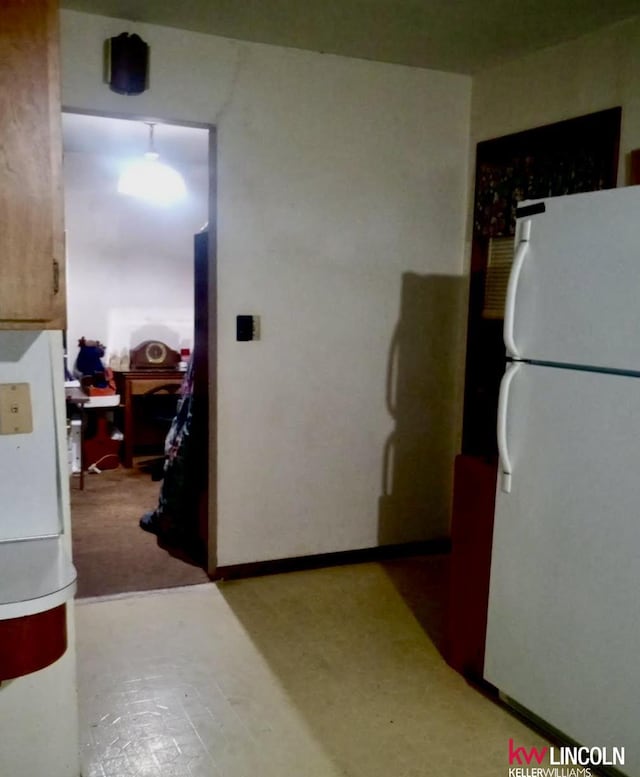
139;358;202;559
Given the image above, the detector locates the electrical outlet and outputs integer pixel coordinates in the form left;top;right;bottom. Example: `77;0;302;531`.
0;383;33;435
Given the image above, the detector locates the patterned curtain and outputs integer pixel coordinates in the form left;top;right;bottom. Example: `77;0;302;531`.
474;148;613;238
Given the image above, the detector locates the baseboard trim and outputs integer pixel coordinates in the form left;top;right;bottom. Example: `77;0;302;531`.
213;537;451;581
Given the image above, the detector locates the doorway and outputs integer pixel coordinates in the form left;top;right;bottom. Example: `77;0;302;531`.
62;111;216;597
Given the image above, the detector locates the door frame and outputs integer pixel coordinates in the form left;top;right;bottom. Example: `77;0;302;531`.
61;106;218;576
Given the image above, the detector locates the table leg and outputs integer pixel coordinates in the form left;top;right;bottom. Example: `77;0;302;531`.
123;382;133;467
79;407;84;490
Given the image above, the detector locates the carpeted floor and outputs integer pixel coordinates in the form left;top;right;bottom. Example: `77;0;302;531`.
70;465;209;598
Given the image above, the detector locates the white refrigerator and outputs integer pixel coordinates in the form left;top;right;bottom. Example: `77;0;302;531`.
485;185;640;776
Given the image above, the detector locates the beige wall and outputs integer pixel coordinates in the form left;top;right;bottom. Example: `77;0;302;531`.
471;16;640;187
60;10;472;566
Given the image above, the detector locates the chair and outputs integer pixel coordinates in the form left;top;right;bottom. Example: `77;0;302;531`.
135;383;181;479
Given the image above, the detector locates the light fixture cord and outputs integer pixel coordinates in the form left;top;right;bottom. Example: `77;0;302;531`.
146;122;156;154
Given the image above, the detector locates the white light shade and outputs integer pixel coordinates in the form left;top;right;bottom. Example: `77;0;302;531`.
117;153;187;205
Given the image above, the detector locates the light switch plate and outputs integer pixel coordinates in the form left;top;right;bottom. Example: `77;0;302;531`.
0;383;33;435
236;315;261;341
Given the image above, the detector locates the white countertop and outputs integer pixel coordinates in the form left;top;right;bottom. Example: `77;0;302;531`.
0;536;76;620
65;388;120;408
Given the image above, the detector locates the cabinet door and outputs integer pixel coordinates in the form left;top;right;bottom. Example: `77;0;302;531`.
0;0;65;328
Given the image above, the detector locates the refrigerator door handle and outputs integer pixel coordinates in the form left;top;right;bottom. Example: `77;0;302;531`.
504;219;531;358
497;361;521;493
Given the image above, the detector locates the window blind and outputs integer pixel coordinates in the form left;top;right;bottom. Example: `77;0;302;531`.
482;236;515;319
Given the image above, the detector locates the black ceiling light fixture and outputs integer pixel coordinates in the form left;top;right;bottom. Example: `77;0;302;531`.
105;32;149;95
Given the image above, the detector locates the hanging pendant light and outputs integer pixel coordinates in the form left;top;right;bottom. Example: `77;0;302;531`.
117;122;187;205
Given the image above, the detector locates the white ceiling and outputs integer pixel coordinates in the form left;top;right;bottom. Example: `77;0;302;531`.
62;113;210;165
61;0;640;74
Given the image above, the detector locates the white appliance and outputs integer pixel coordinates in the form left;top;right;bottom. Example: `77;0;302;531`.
485;186;640;776
68;417;82;474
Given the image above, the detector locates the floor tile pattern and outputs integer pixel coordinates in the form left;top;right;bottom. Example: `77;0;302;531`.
76;561;549;777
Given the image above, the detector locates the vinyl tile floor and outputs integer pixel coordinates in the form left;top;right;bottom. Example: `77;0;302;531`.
75;561;548;777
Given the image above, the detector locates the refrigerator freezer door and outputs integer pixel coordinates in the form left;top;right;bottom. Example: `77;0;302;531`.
485;362;640;775
508;185;640;373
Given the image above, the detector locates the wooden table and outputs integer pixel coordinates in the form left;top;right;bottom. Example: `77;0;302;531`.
114;370;183;467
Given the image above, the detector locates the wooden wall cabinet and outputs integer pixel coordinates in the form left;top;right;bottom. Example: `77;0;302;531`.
0;0;65;329
446;455;497;679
